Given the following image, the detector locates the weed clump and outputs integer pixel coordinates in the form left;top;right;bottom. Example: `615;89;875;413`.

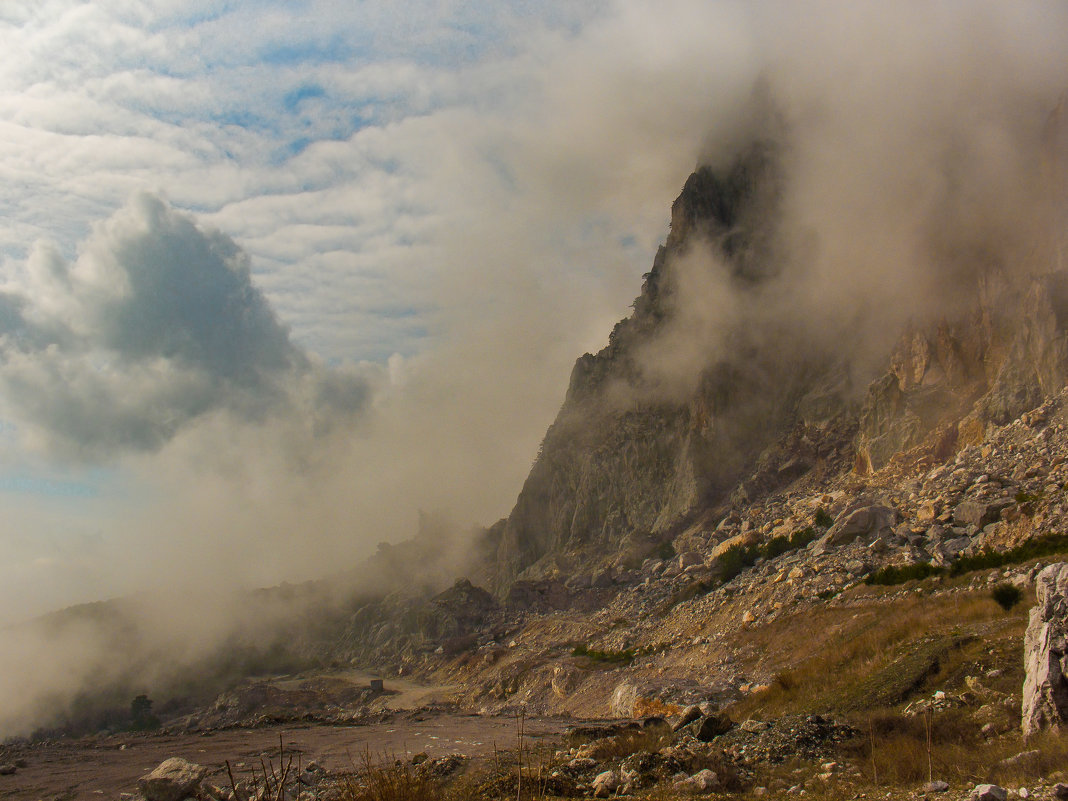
571;644;636;665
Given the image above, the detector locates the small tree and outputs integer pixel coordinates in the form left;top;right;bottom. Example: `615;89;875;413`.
991;583;1023;611
130;694;160;730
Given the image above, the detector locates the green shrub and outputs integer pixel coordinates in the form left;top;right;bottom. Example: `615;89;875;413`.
991;583;1023;611
949;533;1068;576
719;543;759;581
814;508;835;528
790;526;818;549
762;535;792;560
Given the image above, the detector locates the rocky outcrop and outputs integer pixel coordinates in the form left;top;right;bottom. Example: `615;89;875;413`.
855;271;1068;474
1022;562;1068;737
492;142;833;591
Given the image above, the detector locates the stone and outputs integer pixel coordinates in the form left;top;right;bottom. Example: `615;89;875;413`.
740;718;770;732
592;770;619;797
823;505;898;547
673;704;703;731
138;758;208;801
674;768;720;794
0;764;15;775
954;500;1013;529
1022;563;1068;737
610;682;638;717
924;780;950;793
971;784;1007;801
1052;782;1068;800
681;712;733;741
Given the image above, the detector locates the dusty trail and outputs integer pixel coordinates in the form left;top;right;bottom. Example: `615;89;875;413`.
0;715;571;801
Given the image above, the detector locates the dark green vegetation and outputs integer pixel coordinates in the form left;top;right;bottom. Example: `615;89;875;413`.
718;526;820;582
864;532;1068;586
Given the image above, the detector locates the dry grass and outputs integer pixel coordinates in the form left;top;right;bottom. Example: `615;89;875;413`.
727;580;1031;720
837;711;1068;789
338;754;440;801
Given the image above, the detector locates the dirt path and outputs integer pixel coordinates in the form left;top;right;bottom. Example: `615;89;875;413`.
0;715;572;801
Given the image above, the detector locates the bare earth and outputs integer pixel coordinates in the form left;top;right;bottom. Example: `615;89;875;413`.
0;714;572;801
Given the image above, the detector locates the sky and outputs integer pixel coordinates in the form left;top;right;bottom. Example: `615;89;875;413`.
0;0;753;623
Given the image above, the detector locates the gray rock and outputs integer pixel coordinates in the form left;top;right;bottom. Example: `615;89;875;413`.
824;505;898;547
673;704;703;731
681;712;733;741
924;780;950;793
0;764;15;776
1052;782;1068;800
971;784;1007;801
138;758;208;801
592;770;619;797
674;768;720;794
954;498;1014;529
1022;563;1068;737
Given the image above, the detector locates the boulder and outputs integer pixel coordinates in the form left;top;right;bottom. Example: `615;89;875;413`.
681;712;733;741
138;758;207;801
672;704;703;731
610;682;638;717
954;499;1013;529
1023;563;1068;737
822;505;899;548
971;785;1008;801
592;770;619;798
674;768;720;794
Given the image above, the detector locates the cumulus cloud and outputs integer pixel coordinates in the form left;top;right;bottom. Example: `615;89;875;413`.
0;193;369;458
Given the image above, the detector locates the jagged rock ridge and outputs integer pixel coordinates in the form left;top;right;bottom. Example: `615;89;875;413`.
490;116;1068;593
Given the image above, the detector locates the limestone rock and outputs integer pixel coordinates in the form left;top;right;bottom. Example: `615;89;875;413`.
592;770;619;797
138;758;207;801
680;712;733;741
823;505;898;547
971;784;1008;801
1023;562;1068;737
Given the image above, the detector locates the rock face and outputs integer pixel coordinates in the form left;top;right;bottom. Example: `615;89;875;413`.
487;126;1068;593
490;141;833;590
138;757;207;801
1022;562;1068;737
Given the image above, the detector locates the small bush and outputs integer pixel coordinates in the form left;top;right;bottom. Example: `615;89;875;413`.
572;644;636;665
763;535;792;560
814;508;835;528
790;526;818;549
719;543;759;581
655;541;677;561
991;583;1023;611
949;532;1068;576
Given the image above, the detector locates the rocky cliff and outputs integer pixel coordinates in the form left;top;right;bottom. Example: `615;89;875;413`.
489;105;1068;594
